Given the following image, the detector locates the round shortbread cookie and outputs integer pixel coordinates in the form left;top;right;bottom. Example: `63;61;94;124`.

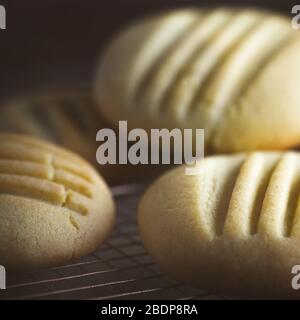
0;134;115;272
95;8;300;152
139;152;300;298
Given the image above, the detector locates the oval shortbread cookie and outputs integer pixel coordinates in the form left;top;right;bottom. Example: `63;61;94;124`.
139;152;300;298
0;134;115;272
95;8;300;152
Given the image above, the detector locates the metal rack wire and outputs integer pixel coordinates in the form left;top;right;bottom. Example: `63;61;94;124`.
0;184;223;300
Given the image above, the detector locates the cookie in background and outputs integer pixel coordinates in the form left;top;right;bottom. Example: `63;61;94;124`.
95;8;300;153
0;89;100;161
0;89;167;185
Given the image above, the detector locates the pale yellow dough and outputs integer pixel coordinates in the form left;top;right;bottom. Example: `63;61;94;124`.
139;152;300;298
0;134;115;272
95;8;300;152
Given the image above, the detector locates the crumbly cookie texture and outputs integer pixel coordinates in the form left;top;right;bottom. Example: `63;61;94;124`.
95;8;300;152
139;152;300;298
0;134;115;272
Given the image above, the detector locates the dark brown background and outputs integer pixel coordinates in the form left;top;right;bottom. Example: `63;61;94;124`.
0;0;297;100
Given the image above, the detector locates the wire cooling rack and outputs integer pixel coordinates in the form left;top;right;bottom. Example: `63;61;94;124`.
0;184;224;300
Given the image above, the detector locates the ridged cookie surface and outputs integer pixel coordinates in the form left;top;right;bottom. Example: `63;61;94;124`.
139;152;300;298
0;90;103;164
0;134;115;272
95;8;300;152
0;90;167;184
